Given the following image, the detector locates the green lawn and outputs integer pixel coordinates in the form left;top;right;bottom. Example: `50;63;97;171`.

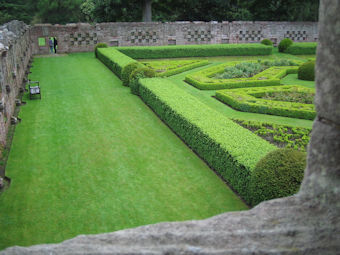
0;53;247;250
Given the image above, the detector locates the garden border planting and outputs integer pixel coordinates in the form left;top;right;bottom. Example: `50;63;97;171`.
116;44;273;59
185;61;300;90
216;85;316;120
138;77;276;204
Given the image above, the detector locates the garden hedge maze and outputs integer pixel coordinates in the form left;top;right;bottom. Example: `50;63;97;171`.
96;43;315;206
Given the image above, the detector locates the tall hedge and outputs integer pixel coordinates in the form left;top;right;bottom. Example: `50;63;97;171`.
285;42;317;55
117;44;273;59
96;48;137;78
138;78;276;204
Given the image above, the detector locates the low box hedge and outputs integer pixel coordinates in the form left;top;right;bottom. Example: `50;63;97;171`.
143;60;209;77
116;44;273;59
285;42;317;55
216;85;316;120
97;47;137;78
185;61;299;90
138;77;276;204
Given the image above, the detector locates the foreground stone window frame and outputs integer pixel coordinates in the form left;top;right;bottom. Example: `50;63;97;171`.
2;0;339;253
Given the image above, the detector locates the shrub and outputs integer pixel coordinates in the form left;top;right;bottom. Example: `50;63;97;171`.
121;62;144;86
215;62;265;79
233;119;311;152
139;78;276;204
261;39;273;46
94;43;108;58
278;38;293;52
249;148;306;206
129;67;156;95
298;61;315;81
96;48;137;78
285;42;317;55
117;43;273;59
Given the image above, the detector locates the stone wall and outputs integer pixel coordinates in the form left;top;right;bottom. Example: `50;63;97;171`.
30;21;318;54
0;21;32;147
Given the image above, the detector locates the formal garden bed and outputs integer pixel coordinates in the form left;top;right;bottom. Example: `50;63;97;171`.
95;42;315;206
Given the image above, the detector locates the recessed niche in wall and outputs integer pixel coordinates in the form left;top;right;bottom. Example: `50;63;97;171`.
110;41;119;47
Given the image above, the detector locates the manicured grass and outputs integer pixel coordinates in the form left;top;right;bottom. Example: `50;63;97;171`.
281;74;315;89
0;53;247;250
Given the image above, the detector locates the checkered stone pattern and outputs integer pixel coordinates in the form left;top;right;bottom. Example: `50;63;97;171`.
239;30;262;42
186;30;212;42
69;32;98;46
130;31;158;44
284;31;307;41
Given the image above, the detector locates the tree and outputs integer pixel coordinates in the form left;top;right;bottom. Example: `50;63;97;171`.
142;0;152;22
35;0;83;24
0;0;36;25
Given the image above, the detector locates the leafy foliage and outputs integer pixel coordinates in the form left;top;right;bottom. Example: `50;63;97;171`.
121;62;144;86
0;0;37;24
138;77;276;205
233;119;311;151
129;67;156;95
261;39;273;46
214;62;265;79
298;60;315;81
249;148;306;206
261;90;314;104
215;85;316;120
278;38;293;52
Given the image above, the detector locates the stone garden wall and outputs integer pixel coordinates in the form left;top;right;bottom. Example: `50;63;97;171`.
0;21;32;146
30;21;318;54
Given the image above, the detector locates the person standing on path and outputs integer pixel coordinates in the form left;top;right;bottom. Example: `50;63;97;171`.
49;38;53;53
53;37;58;54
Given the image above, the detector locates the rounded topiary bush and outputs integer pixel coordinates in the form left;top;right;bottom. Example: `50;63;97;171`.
261;39;273;46
298;60;315;81
121;62;144;87
278;38;293;52
94;43;108;58
129;67;156;95
249;148;306;206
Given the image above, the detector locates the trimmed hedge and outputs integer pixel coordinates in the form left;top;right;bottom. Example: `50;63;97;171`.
94;43;108;58
249;148;306;206
129;67;156;95
116;44;273;59
121;62;145;86
185;60;300;90
143;60;209;77
96;47;137;78
278;38;293;52
215;85;316;120
285;42;317;55
298;61;315;81
138;77;276;204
